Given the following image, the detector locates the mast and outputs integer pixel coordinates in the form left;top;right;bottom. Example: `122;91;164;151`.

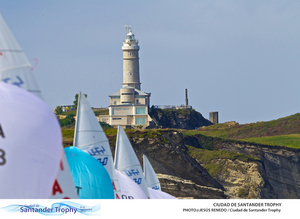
73;92;81;146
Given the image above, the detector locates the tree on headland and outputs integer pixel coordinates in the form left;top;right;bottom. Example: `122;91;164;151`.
54;106;63;115
73;93;87;111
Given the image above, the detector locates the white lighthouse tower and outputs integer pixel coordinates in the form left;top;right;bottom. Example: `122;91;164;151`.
122;25;141;90
99;25;152;129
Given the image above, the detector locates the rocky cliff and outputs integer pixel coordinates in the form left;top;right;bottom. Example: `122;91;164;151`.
184;134;300;199
214;141;300;198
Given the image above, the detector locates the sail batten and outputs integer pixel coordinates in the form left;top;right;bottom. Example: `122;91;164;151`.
0;64;31;73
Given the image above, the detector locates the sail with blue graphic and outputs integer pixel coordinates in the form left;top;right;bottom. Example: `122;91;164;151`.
64;146;115;199
73;92;121;199
143;154;176;199
114;126;151;199
0;13;42;99
143;154;161;191
116;170;148;199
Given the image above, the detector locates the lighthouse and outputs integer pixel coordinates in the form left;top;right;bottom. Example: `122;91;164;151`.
99;25;152;129
122;26;141;90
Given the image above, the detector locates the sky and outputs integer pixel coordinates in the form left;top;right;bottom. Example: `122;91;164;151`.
0;0;299;124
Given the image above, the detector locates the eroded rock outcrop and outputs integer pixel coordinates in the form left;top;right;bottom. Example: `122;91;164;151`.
187;134;300;199
214;141;300;198
149;108;212;129
157;174;227;199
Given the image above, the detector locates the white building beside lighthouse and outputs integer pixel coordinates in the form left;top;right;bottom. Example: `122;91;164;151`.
99;26;152;128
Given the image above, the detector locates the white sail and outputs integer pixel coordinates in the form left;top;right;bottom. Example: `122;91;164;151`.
73;92;121;199
0;14;77;199
50;150;78;199
148;188;176;199
0;13;42;99
143;154;161;191
0;82;61;198
114;126;151;199
116;170;148;199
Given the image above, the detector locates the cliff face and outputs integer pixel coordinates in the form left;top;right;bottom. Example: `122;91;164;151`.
184;134;300;199
213;140;300;198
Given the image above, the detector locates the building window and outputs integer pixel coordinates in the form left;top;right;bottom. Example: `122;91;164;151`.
113;118;122;120
112;108;114;115
113;101;116;105
136;117;145;125
136;107;145;115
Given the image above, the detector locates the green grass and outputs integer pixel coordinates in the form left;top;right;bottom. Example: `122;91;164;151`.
187;145;260;163
181;122;244;138
61;129;74;147
62;128;170;147
186;113;300;140
186;145;260;177
242;134;300;148
181;113;300;148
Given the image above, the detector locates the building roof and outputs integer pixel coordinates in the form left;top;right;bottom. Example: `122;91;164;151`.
109;86;150;97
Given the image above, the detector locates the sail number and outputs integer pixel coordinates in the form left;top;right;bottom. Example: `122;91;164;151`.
133;178;142;185
0;124;6;165
125;169;139;176
0;149;6;165
97;157;108;166
122;194;134;199
88;146;105;156
3;75;24;87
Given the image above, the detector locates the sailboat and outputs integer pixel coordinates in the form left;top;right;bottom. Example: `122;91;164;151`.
0;82;62;198
73;92;121;199
64;146;115;199
116;170;148;199
0;13;77;199
143;154;161;191
114;125;151;199
143;154;176;199
0;13;42;99
50;150;78;199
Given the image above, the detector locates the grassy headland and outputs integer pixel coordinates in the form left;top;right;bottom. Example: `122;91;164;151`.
182;113;300;148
